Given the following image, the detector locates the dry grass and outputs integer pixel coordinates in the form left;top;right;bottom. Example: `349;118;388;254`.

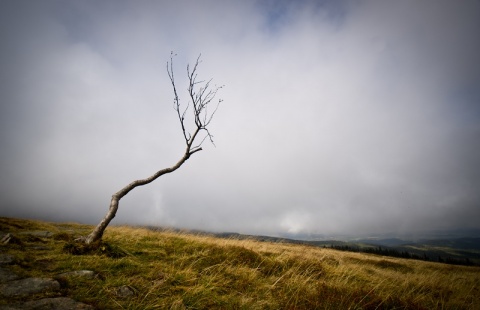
1;217;479;309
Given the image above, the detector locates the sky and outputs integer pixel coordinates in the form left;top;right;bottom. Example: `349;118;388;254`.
1;0;480;238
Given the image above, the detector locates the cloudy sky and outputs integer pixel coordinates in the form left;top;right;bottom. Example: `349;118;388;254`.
1;0;479;238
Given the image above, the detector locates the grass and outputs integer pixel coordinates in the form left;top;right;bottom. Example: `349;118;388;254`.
1;217;479;309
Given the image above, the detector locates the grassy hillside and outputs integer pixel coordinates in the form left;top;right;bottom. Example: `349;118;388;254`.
1;217;479;309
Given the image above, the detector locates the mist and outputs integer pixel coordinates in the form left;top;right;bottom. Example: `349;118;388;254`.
1;0;479;238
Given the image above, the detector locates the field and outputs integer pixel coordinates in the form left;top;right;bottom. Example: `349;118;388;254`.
1;217;479;309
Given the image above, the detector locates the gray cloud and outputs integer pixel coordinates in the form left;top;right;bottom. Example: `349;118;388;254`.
1;0;479;237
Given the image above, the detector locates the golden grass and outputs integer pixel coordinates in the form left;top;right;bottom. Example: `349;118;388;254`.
1;217;479;309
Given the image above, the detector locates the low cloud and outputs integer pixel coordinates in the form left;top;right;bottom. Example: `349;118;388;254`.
1;0;479;237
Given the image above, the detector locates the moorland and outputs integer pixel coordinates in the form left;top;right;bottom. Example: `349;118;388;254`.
1;217;479;309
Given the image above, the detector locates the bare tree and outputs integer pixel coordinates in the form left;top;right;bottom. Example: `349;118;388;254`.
82;54;223;244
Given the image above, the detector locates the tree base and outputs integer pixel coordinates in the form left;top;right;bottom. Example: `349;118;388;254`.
63;239;127;258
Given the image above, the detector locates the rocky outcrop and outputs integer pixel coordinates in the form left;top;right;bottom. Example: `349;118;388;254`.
0;267;19;283
55;270;98;280
0;232;95;309
0;277;60;297
0;254;15;265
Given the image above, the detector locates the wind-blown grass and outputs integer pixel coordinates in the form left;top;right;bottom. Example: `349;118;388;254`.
1;217;479;309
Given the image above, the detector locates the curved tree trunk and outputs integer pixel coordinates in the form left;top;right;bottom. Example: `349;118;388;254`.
83;54;222;245
84;134;201;244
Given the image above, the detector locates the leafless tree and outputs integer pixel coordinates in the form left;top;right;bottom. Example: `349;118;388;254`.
83;54;223;244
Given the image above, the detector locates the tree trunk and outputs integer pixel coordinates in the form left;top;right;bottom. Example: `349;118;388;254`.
84;143;199;244
82;55;221;245
84;196;120;244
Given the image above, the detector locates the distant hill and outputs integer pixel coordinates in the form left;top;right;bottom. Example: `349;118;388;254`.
206;231;480;266
355;238;409;247
146;226;480;266
416;237;480;250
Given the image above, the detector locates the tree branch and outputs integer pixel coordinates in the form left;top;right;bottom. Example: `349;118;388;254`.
84;53;223;244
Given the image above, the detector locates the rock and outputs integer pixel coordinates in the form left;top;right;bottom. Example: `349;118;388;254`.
19;231;53;238
0;254;15;265
0;234;11;244
115;285;135;298
0;277;60;297
0;234;22;246
55;270;97;280
0;297;94;309
0;267;20;283
27;246;51;251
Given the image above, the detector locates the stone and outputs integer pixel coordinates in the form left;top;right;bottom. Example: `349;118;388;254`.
115;285;135;298
27;246;51;251
0;234;11;244
0;234;22;246
0;277;60;297
0;297;94;309
0;254;15;265
55;270;97;280
0;267;20;283
19;231;53;238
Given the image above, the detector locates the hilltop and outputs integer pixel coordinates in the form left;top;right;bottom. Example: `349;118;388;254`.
153;228;480;266
1;217;479;309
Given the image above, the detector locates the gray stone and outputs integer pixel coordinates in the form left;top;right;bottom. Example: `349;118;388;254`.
0;254;15;265
55;270;97;280
0;277;60;297
0;297;94;310
27;246;51;251
115;285;135;298
0;234;11;244
0;266;20;283
19;231;53;238
0;234;22;246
